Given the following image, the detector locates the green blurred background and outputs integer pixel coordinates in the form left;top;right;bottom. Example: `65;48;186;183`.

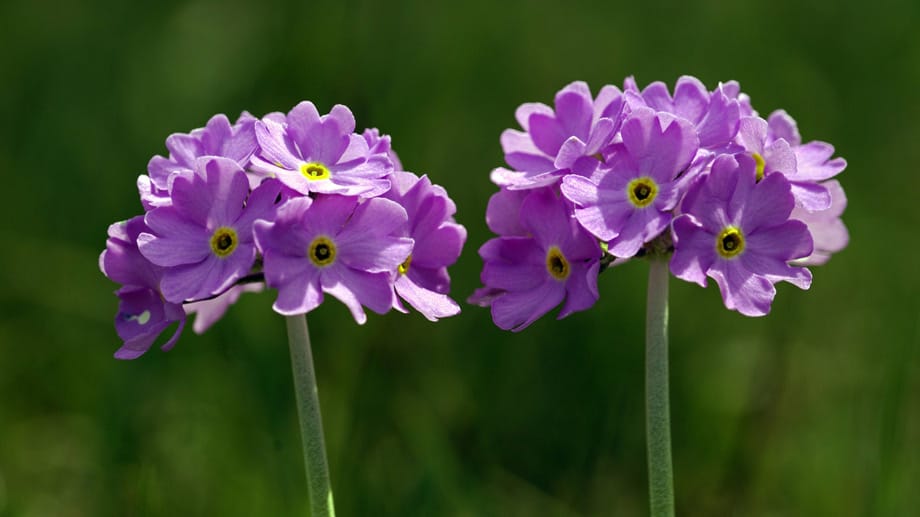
1;0;918;515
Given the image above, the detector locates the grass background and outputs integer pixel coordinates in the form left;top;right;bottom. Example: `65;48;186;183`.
1;0;918;515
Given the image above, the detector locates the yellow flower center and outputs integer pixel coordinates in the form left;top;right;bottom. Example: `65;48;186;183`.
545;246;570;280
210;227;238;258
308;236;336;267
752;153;766;182
300;162;331;181
716;226;745;259
398;255;412;275
626;177;658;208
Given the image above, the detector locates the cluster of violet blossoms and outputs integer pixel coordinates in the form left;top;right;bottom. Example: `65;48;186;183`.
100;102;466;359
471;77;848;330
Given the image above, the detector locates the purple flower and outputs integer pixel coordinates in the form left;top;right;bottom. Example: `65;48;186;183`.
99;216;186;359
625;76;741;152
766;109;848;196
562;107;698;258
491;81;625;189
142;113;258;209
138;157;281;303
791;179;849;265
476;188;601;331
670;154;814;316
253;195;413;323
736;116;832;211
382;171;466;321
251;102;392;197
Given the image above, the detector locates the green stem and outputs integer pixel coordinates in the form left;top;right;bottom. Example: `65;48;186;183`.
645;257;675;517
285;314;336;517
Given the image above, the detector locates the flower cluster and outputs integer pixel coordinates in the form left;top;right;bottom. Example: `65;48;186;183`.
101;103;466;359
472;77;848;329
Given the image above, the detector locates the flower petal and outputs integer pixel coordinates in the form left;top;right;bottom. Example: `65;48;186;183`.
529;113;566;157
321;267;394;322
137;225;210;268
273;268;323;316
254;119;302;169
411;224;466;268
491;279;565;331
670;215;715;288
558;260;600;318
739;171;795;233
395;275;460;321
709;258;775;317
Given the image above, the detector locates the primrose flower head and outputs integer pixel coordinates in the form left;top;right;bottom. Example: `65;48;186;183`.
476;76;847;329
104;99;466;359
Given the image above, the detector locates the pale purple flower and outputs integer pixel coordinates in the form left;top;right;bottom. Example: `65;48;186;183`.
562;107;698;258
253;195;413;323
737;115;832;211
767;109;847;195
476;188;601;331
491;81;624;189
250;101;392;197
671;154;813;316
382;171;466;320
99;216;186;359
138;157;282;303
142;113;258;209
624;75;741;152
791;179;849;265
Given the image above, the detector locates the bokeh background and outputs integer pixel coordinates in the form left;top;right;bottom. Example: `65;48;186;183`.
1;0;918;515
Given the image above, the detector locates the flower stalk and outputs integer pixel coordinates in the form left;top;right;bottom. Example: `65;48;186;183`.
645;256;674;517
285;314;336;517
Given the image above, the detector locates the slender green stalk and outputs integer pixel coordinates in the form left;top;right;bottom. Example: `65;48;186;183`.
285;314;336;517
645;257;674;517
